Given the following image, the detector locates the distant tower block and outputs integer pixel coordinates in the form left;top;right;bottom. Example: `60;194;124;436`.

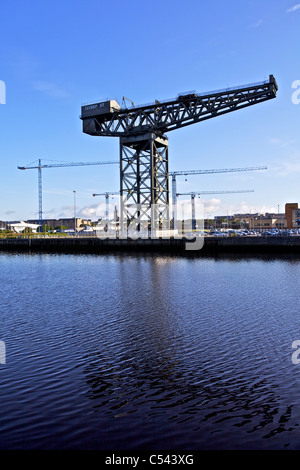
120;132;169;231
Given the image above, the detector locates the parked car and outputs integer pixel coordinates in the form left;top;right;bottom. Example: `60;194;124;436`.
260;231;273;236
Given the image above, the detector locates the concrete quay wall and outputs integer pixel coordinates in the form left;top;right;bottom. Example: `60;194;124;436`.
1;235;300;255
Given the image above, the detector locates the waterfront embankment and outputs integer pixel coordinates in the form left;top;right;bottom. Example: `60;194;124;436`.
1;235;300;254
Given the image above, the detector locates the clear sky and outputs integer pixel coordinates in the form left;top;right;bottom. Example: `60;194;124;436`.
0;0;299;221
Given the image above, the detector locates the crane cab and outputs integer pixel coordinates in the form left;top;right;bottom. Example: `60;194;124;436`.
80;100;120;119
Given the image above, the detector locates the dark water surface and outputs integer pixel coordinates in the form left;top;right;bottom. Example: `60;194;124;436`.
1;251;300;450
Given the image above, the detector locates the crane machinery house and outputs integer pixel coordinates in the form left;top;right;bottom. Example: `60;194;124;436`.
81;100;120;119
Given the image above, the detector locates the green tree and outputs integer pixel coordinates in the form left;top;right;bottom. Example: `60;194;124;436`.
22;227;33;233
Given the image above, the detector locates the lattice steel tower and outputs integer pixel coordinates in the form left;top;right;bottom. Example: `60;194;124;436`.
80;75;277;231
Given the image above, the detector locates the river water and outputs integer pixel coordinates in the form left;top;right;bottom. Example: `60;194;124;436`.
1;251;300;450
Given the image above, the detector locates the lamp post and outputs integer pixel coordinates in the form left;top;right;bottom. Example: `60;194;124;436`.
73;190;76;235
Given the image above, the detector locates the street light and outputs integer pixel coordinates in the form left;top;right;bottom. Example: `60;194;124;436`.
73;190;76;235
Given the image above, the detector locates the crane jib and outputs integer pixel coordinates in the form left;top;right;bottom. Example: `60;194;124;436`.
80;75;277;137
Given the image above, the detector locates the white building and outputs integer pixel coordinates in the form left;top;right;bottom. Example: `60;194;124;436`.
8;221;40;233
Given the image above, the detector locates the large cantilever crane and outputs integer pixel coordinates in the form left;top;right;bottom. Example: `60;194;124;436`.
18;159;119;229
80;74;278;229
92;192;119;222
176;190;254;229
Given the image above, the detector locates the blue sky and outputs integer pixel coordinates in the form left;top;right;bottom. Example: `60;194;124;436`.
0;0;299;221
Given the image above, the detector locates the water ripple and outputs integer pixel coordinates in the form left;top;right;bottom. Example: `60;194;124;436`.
1;253;300;449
